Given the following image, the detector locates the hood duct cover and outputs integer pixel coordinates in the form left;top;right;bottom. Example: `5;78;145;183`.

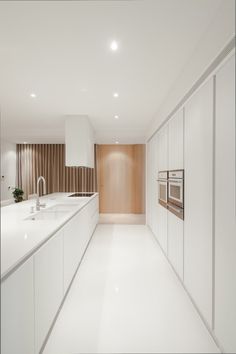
65;115;94;167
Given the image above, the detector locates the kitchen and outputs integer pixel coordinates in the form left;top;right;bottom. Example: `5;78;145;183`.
0;1;235;354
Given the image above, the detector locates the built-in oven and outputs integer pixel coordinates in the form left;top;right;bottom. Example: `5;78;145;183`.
157;171;168;208
168;170;184;219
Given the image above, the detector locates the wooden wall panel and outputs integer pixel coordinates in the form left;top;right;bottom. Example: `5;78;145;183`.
97;144;145;214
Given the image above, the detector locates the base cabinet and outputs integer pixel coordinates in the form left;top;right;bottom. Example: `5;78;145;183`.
34;230;64;353
63;197;98;292
1;259;34;354
63;210;86;294
63;210;88;291
89;196;99;235
168;212;183;280
1;195;99;354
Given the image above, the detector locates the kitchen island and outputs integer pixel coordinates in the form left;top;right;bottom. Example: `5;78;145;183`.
1;192;99;354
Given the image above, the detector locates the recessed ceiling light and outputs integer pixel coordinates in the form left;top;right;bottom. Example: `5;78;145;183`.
114;115;119;119
115;141;119;144
110;40;118;51
23;142;27;144
30;93;36;98
113;92;119;98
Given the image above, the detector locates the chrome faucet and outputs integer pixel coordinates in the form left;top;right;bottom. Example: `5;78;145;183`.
36;176;47;211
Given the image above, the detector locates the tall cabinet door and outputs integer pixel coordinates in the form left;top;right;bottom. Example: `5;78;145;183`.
146;138;154;230
215;54;236;353
146;140;152;227
168;108;184;170
157;125;168;253
158;124;168;171
152;132;159;237
168;108;184;277
147;134;159;235
184;78;213;327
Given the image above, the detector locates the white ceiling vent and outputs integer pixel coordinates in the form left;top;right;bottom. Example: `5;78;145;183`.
65;115;94;168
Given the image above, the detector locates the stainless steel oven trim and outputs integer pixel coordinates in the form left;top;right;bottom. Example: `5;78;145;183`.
158;180;168;204
168;202;184;220
167;169;184;209
157;171;168;208
158;171;168;179
168;169;184;178
168;179;182;183
168;180;183;204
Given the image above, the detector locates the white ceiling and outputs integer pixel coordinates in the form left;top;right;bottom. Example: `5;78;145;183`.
0;0;224;144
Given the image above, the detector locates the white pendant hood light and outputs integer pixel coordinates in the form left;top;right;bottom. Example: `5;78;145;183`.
65;115;94;168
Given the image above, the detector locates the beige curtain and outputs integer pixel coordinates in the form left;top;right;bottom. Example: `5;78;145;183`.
17;144;97;199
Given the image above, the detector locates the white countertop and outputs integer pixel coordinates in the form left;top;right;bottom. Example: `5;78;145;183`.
1;192;98;280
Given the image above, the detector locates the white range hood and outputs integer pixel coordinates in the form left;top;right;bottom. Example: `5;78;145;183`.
65;115;94;168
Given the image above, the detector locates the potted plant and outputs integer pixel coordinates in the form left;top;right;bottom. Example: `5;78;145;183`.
12;187;24;203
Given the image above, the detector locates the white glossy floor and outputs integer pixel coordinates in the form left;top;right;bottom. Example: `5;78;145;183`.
43;225;220;354
99;213;146;224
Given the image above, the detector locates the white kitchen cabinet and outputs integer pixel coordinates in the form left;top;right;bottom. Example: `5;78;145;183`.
156;127;168;253
184;77;213;327
146;140;152;227
214;54;236;353
64;196;98;291
1;195;99;354
146;133;159;238
168;108;184;170
158;124;168;172
152;133;159;237
156;204;168;254
34;230;64;353
1;258;34;354
146;137;154;232
168;212;184;280
87;195;99;235
63;209;89;291
146;129;168;252
151;136;157;235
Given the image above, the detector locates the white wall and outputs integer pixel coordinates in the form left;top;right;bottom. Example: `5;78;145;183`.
147;0;235;140
1;140;17;201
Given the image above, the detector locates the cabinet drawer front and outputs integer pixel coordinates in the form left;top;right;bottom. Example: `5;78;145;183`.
34;230;64;353
1;258;34;354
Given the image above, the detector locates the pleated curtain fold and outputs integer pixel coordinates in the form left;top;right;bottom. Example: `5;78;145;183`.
17;144;97;199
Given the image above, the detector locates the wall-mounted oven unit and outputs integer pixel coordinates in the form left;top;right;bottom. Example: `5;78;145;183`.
157;171;168;208
168;170;184;219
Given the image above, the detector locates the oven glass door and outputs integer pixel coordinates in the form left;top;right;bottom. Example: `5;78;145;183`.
168;180;183;206
159;180;168;204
